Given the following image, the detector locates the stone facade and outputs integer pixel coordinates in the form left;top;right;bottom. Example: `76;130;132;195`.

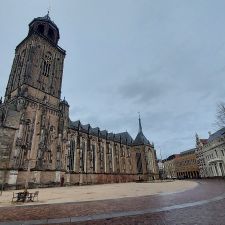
163;149;199;179
196;129;225;178
163;154;179;179
0;14;159;188
175;149;199;179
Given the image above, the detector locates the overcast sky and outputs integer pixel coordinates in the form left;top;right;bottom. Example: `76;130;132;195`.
1;0;225;158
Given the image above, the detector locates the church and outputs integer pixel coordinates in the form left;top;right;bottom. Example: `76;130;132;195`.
0;14;159;188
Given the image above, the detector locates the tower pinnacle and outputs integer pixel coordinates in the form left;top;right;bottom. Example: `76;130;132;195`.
138;112;142;133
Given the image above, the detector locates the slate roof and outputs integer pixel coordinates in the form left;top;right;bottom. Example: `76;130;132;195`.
68;116;153;146
30;13;58;30
100;130;107;138
132;116;150;146
68;120;134;145
133;131;150;146
208;127;225;142
69;120;80;129
90;127;99;136
108;132;114;141
180;148;196;156
81;124;90;132
163;154;179;161
118;132;133;145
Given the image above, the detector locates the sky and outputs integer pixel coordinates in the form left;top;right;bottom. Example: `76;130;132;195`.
1;0;225;159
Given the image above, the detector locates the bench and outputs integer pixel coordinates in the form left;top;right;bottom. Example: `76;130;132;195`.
12;191;39;202
32;191;39;201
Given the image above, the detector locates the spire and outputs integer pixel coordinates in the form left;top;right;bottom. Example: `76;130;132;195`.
138;112;142;133
195;133;199;142
133;113;150;146
47;0;51;18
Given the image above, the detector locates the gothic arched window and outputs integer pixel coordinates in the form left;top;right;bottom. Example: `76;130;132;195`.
42;52;52;76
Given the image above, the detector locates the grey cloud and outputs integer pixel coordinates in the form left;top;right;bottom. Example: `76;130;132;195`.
2;0;225;158
118;73;171;105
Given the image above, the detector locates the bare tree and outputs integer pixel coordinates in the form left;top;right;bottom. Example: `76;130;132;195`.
215;102;225;128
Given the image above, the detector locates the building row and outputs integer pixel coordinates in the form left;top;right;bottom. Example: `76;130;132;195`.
196;128;225;178
161;149;199;179
160;128;225;179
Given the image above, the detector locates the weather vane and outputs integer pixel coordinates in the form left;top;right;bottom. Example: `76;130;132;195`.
47;0;51;16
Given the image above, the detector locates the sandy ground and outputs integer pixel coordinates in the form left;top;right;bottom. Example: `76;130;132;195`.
0;180;198;207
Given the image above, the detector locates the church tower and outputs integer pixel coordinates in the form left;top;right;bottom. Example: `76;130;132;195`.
5;12;65;101
0;13;68;186
0;14;159;188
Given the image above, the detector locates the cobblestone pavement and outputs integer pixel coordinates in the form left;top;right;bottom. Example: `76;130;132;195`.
0;179;224;225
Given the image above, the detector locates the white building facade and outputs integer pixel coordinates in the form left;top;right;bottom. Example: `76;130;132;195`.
196;128;225;178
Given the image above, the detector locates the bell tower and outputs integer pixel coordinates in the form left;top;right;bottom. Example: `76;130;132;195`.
0;14;68;186
5;12;66;102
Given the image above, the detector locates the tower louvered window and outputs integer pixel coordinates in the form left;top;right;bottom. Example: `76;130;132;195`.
42;52;52;76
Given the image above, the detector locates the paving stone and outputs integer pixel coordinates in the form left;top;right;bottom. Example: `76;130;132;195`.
0;179;224;225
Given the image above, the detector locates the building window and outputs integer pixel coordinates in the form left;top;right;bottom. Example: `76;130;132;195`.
215;150;218;157
48;28;55;41
136;152;143;174
41;52;52;76
37;24;44;34
68;140;76;171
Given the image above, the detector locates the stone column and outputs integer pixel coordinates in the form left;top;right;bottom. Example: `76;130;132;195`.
75;148;80;173
30;110;40;168
112;144;115;173
104;142;107;173
73;140;77;172
211;164;217;177
96;142;100;173
84;140;87;173
94;143;98;173
216;163;222;176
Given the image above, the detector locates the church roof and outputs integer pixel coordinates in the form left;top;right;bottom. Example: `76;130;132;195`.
132;115;150;146
117;131;133;145
69;115;153;147
68;115;153;147
68;119;133;145
69;120;80;129
133;131;150;146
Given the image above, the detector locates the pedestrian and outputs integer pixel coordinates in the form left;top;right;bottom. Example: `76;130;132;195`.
60;176;64;187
